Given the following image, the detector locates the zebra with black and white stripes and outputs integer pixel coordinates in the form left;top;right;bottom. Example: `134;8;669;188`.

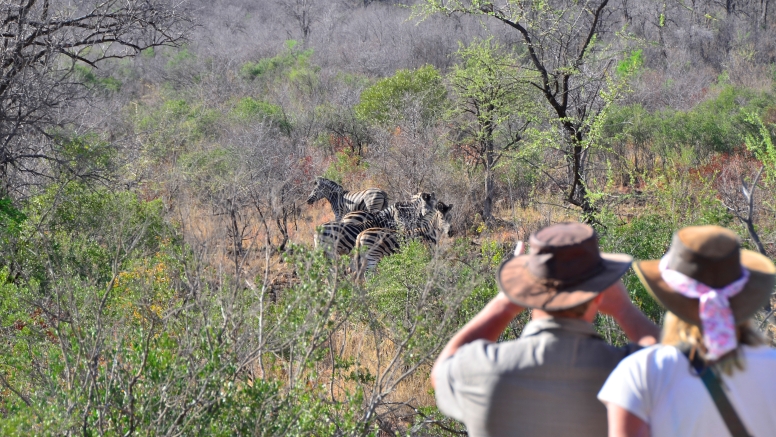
353;201;454;272
306;177;389;221
314;192;436;256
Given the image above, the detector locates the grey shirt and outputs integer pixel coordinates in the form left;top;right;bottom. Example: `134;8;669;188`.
434;317;639;437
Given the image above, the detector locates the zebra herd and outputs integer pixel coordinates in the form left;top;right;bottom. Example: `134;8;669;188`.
306;177;454;273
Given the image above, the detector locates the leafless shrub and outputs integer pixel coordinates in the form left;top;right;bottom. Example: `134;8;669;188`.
0;0;192;196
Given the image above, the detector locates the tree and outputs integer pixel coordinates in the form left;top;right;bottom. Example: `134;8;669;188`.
418;0;621;216
276;0;321;44
447;39;538;222
0;0;190;196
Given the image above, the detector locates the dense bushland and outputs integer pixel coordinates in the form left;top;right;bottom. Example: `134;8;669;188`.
3;0;776;435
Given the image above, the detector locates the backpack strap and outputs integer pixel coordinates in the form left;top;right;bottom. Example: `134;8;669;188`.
678;345;753;437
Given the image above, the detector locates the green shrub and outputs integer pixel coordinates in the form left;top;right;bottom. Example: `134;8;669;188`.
74;64;122;92
134;97;223;162
355;65;447;126
322;150;369;182
230;97;291;134
603;86;776;160
166;48;196;70
616;49;644;76
240;40;315;82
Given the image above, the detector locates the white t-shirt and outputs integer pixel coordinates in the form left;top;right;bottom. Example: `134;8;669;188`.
598;344;776;437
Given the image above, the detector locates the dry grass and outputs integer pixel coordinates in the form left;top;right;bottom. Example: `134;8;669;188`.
170;187;776;432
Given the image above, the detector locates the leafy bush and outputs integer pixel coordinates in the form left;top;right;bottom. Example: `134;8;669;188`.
616;50;644;77
134;97;223;161
355;65;447;126
240;40;316;83
603;86;775;160
230;97;291;134
2;185;509;435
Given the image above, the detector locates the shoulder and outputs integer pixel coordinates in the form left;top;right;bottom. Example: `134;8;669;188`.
448;338;535;375
617;344;684;368
741;344;776;360
600;345;685;397
451;338;503;366
738;345;776;373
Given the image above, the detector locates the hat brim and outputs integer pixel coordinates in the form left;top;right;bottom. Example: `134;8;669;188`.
497;252;633;310
633;249;776;325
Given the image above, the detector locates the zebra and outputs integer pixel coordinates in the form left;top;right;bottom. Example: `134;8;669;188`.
306;177;388;221
314;192;436;256
353;201;454;272
313;210;374;256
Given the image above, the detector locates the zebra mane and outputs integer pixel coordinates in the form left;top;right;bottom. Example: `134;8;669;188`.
316;177;345;194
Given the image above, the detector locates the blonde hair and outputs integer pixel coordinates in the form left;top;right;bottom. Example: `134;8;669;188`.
661;311;765;375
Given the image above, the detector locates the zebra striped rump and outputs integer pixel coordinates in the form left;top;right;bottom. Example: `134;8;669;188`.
353;228;402;272
314;211;374;255
313;192;437;257
353;201;454;272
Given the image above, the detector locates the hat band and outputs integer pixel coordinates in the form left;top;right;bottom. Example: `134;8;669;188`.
535;260;606;289
658;256;750;360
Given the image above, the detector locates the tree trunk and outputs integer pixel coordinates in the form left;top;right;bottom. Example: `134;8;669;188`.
483;109;496;223
484;165;494;222
563;126;596;220
761;0;769;28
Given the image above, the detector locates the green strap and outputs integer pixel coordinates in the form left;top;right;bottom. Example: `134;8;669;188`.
680;346;752;437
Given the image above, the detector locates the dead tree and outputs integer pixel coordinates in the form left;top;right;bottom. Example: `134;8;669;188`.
719;163;772;315
720;165;767;256
0;0;191;195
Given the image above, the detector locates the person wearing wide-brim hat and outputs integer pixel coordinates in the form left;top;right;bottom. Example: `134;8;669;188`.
432;222;660;437
599;225;776;437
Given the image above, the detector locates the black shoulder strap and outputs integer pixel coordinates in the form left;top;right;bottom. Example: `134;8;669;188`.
679;345;753;437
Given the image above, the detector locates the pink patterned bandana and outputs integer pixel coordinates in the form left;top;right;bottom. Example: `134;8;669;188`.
659;256;750;360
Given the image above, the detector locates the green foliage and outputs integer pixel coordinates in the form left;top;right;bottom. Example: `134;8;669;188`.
54;132;117;176
447;39;539;156
616;49;644;76
355;65;447;126
365;237;503;341
230;97;291;134
322;150;369;182
0;197;26;234
135;97;222;160
596;213;675;324
0;199;383;435
177;146;240;192
166;47;196;70
602;86;775;160
365;240;433;320
74;64;122;92
742;111;776;182
240;40;315;82
18;183;169;286
595;163;735;332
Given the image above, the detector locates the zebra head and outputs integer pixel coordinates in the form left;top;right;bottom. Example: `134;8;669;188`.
307;177;343;205
410;191;437;216
434;201;454;238
391;192;437;230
